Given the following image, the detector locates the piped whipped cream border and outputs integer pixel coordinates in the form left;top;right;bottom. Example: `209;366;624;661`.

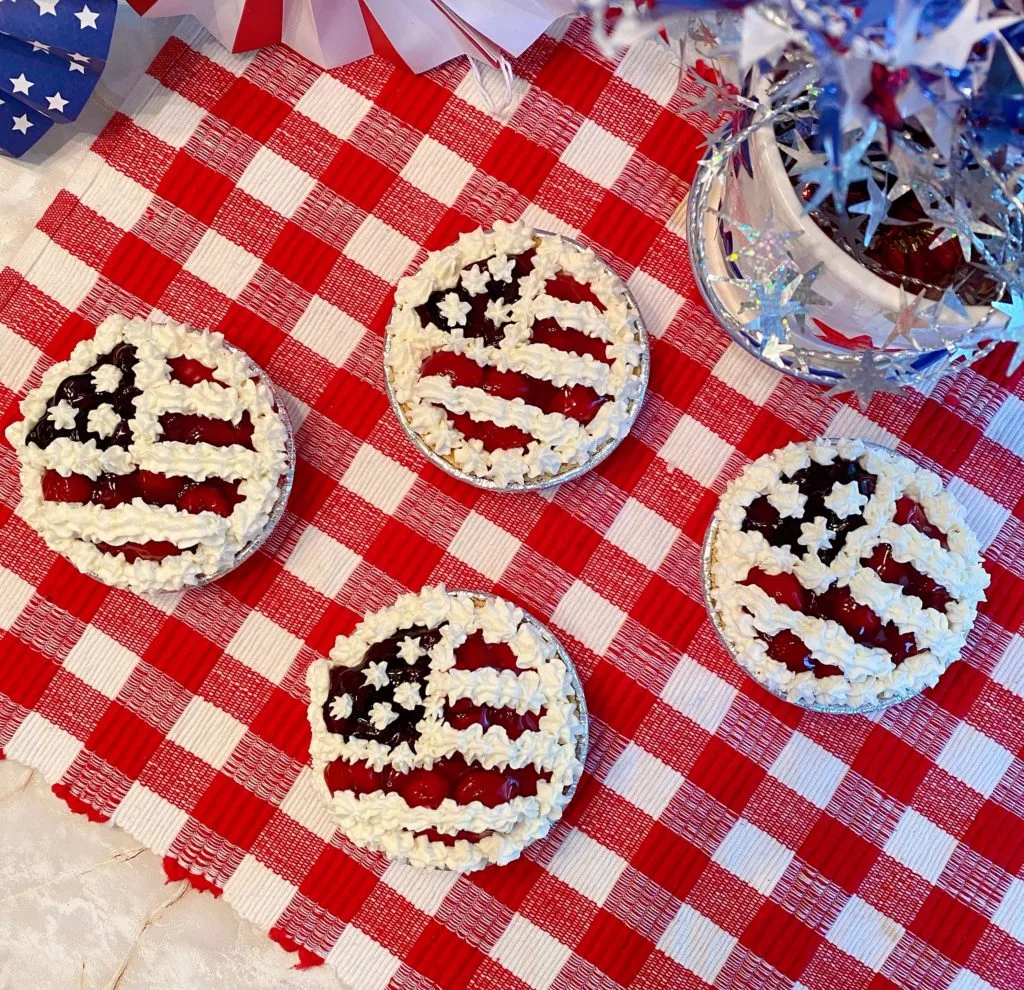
708;438;990;709
306;586;587;873
385;220;646;487
5;315;290;594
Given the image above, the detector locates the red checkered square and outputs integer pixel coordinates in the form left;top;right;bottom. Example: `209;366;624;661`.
911;888;991;966
143;618;224;694
101;232;181;307
800;814;881;894
904;398;982;473
193;773;277;850
533;47;613;116
689;737;765;816
740;899;822;981
264;223;341;294
481;129;560;200
0;634;57;710
156;150;235;225
582;191;663;268
213;77;291;143
87;703;164;778
851;725;933;806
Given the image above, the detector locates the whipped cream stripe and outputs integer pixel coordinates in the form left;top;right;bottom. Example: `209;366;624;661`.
6;315;291;594
307;587;586;872
709;438;989;709
385;219;646;487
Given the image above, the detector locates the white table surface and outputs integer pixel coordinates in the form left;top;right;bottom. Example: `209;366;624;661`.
0;9;344;987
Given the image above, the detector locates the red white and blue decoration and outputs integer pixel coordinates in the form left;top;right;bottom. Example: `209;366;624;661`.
0;0;116;157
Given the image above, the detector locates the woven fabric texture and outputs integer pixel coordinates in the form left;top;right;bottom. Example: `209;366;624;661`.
0;19;1023;990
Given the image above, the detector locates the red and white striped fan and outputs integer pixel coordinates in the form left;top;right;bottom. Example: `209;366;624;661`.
125;0;578;72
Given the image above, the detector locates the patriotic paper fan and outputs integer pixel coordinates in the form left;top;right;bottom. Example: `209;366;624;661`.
0;0;116;157
127;0;577;73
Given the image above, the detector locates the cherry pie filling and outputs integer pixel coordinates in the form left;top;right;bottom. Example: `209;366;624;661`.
322;626;551;844
414;249;614;453
30;345;270;564
738;456;953;679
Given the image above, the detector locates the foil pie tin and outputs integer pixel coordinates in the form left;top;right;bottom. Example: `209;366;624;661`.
383;231;650;492
700;440;956;716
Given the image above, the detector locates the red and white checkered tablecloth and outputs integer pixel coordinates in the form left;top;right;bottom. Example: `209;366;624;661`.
1;17;1023;990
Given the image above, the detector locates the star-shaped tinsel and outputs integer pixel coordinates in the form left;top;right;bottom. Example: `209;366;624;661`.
992;289;1024;375
882;286;930;348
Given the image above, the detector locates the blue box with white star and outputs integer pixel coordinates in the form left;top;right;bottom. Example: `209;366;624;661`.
0;0;116;156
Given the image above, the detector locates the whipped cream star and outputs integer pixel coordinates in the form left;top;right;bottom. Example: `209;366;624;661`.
393;682;423;710
798;517;835;554
47;400;77;430
329;694;353;720
460;265;490;296
768;482;807;519
438;292;470;328
398;636;423;664
484;298;511;325
369;701;398;731
824;481;869;518
91;364;122;393
86;404;120;439
487;254;515;283
363;660;390;690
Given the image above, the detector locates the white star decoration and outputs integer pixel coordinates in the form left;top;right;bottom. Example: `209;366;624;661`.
11;115;32;134
10;74;33;96
46;92;70;113
30;41;51;53
369;701;398;731
329;694;353;720
47;400;77;429
69;52;90;62
397;636;422;665
34;0;58;14
767;482;807;519
484;297;510;326
487;254;515;283
460;265;490;296
824;481;869;518
798;517;835;554
86;404;120;439
91;364;122;392
68;61;85;74
393;682;422;710
437;292;470;328
74;2;98;28
362;660;390;690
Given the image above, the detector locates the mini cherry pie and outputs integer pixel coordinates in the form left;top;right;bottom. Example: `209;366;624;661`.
385;220;647;488
707;438;989;709
306;586;587;872
5;315;291;593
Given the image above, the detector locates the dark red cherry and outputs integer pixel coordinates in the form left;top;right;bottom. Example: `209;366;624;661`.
764;630;814;672
829;586;882;640
399;769;450;808
348;762;383;795
531;317;611;364
455;769;518;807
744;568;808;612
482;366;532;402
55;374;96;408
169;355;217;385
420;351;485;390
324;759;354;795
455;631;519;671
545;272;605;310
447;697;489;730
177;483;231;517
136;470;185;505
41;470;94;503
95;540;185;563
91;473;138;508
549;383;603;424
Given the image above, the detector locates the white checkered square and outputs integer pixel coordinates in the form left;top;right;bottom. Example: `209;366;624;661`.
286;525;361;599
183;228;262;300
5;712;82;783
984;394;1024;458
626;269;683;338
222;854;298;928
128;79;206;148
112;782;189;855
519;204;580;239
382;861;459;914
827;407;899;449
447;511;521;582
560;120;634;187
945;477;1010;551
657;902;737;983
551;580;626;656
712;819;793;896
325;925;400;990
343;215;420;283
661;415;733;487
827;896;904;971
62;627;139;699
992;635;1024;697
0;322;41;393
237;145;317;218
167;695;246;769
0;567;33;631
992;877;1024;942
290;295;366;366
883;808;958;884
604;742;683;819
278;768;338;841
614;42;679;105
342;444;417;515
400;136;475;206
712;342;781;406
227;611;303;685
19;234;97;312
948;970;997;990
660;654;736;733
547;830;627;906
68;154;152;234
937;722;1014;798
605;497;679;571
769;732;848;809
294;75;371;139
492;914;572;989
